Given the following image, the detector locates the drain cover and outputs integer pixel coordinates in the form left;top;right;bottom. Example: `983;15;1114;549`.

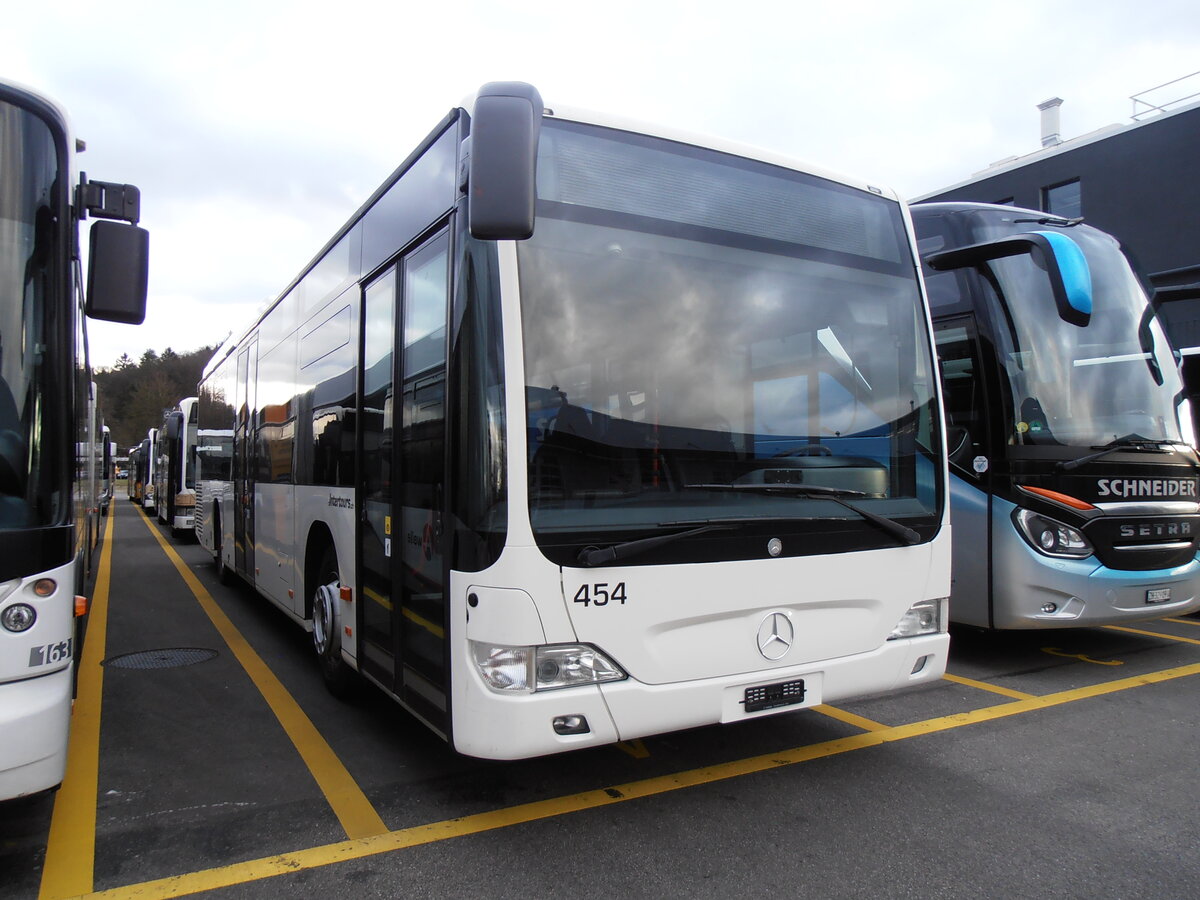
103;648;218;670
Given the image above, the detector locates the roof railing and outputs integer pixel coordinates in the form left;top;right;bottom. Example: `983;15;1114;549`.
1131;71;1200;120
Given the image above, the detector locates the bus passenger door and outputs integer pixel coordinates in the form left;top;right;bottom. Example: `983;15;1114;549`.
934;317;994;627
234;340;258;579
358;230;450;733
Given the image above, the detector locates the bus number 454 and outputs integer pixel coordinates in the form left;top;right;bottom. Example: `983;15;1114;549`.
574;583;628;607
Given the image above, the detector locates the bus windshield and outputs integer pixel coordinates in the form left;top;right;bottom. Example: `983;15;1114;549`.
975;219;1187;448
0;99;62;529
518;120;941;559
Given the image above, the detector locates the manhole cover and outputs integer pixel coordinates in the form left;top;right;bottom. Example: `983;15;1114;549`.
103;648;218;670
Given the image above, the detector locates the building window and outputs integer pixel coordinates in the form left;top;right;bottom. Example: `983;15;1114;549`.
1042;179;1081;218
994;197;1015;206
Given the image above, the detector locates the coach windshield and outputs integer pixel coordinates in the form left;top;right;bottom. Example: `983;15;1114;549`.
517;119;942;566
0;99;67;529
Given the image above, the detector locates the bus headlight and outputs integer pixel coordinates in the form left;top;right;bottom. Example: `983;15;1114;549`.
471;641;627;693
2;603;37;633
1014;509;1093;559
888;598;944;639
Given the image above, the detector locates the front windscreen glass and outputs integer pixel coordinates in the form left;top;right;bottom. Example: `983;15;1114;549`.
973;216;1187;448
518;120;941;565
0;99;63;529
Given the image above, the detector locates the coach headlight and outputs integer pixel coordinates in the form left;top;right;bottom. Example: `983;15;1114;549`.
471;641;627;693
1014;509;1093;559
888;597;945;639
2;603;37;633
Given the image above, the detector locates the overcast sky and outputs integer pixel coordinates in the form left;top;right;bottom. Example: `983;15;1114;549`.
8;0;1200;369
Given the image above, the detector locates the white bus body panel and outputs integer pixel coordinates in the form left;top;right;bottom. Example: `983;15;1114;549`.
450;533;950;760
0;560;78;797
0;665;72;798
255;482;297;613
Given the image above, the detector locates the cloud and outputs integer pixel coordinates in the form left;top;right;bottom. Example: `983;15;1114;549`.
11;0;1200;369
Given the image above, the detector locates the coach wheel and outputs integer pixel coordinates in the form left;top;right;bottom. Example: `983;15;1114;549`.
312;546;355;697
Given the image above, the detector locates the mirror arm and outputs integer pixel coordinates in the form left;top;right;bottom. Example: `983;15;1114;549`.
77;173;141;225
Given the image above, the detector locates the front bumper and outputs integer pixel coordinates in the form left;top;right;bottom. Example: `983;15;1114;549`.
451;631;947;760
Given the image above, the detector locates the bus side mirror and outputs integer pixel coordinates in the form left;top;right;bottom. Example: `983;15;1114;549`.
467;81;543;241
926;231;1092;327
164;413;181;442
86;220;149;324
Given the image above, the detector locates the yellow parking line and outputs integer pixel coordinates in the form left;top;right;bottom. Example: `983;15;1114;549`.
83;657;1200;900
39;511;115;900
943;672;1037;701
1103;624;1200;646
812;704;889;732
1162;617;1200;627
137;514;388;841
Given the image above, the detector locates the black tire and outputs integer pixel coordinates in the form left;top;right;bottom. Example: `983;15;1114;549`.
311;546;356;698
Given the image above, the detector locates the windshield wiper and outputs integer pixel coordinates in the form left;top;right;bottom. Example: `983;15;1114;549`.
1057;434;1171;472
685;483;921;545
1012;215;1083;227
576;523;734;567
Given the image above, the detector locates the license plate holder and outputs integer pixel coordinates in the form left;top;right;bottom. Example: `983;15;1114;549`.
1146;588;1171;604
743;679;806;713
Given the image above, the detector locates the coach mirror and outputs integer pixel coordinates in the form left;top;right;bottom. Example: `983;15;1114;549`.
467;81;543;241
927;231;1093;328
86;220;149;325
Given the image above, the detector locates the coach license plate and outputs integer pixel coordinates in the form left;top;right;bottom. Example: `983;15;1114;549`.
743;679;805;713
1146;588;1171;604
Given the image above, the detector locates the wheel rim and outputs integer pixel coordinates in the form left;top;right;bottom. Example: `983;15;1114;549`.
313;581;337;655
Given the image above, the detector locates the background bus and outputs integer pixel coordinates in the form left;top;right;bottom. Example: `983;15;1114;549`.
0;79;147;799
913;201;1200;628
198;81;950;760
155;397;198;535
100;425;116;516
135;428;158;512
127;444;143;503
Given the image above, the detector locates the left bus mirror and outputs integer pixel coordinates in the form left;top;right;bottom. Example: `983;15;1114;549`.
467;81;543;241
926;231;1092;327
86;220;149;324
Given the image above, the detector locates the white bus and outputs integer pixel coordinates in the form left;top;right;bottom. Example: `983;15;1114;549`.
136;428;158;512
0;79;147;798
197;82;950;759
155;396;199;535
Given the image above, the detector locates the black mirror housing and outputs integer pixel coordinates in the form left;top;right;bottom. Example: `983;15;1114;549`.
86;220;148;324
467;82;543;241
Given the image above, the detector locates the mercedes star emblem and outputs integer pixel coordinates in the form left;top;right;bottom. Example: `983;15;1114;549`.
756;611;794;660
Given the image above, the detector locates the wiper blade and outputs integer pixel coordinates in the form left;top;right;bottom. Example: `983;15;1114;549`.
576;523;733;567
685;483;920;545
1012;215;1083;227
1058;434;1170;471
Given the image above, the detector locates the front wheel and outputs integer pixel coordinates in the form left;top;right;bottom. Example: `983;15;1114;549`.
312;547;356;698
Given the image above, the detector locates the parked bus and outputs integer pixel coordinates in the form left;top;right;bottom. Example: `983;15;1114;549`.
912;201;1200;629
100;425;116;516
155;397;198;535
127;444;143;503
0;79;148;799
193;388;233;558
134;428;158;512
198;82;949;759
